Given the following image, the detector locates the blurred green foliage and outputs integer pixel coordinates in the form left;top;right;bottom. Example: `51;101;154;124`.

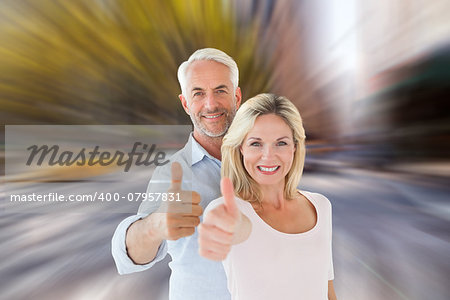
0;0;273;124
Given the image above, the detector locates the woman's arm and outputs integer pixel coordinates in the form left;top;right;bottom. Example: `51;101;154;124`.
198;178;251;261
328;280;337;300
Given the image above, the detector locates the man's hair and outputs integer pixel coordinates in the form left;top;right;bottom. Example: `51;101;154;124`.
221;93;306;205
177;48;239;97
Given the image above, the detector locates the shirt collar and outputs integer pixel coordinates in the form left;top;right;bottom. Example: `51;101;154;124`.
188;133;221;166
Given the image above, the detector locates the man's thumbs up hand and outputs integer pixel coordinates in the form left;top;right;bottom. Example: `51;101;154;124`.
198;178;245;261
169;161;183;191
148;162;203;241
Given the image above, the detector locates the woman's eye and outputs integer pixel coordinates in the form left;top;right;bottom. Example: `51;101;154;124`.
250;142;261;147
277;141;287;146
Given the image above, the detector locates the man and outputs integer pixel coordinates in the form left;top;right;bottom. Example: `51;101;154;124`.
112;48;242;300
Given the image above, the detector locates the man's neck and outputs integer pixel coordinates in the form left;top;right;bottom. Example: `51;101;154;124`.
193;131;223;161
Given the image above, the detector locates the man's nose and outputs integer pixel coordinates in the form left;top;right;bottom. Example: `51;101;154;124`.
203;92;219;110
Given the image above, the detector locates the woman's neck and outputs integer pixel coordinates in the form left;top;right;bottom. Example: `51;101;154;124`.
258;183;287;210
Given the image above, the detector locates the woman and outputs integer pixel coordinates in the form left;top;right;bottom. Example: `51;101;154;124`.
198;93;337;300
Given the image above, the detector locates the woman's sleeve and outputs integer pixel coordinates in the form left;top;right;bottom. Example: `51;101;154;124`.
328;200;335;280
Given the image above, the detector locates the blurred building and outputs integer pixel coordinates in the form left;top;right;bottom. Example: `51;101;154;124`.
252;0;450;172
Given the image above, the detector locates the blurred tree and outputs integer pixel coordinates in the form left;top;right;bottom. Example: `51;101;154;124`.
0;0;273;125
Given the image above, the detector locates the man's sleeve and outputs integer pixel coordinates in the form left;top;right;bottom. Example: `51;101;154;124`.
111;214;168;275
111;165;171;275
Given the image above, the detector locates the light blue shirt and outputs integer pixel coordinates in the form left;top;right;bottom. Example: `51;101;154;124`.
111;134;231;300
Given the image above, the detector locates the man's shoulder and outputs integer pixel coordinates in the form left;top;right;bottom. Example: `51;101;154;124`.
153;141;192;176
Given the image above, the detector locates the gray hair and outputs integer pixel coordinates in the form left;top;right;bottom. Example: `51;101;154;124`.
177;48;239;97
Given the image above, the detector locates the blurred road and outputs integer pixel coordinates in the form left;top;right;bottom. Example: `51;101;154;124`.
1;167;449;300
300;168;450;300
1;169;171;300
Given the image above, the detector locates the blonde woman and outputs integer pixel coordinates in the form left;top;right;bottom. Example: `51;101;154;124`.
198;94;337;300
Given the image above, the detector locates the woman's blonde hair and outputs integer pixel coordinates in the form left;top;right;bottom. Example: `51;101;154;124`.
221;93;306;204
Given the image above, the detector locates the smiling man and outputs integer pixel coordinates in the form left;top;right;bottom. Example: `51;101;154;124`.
112;48;241;300
178;54;240;159
182;62;235;134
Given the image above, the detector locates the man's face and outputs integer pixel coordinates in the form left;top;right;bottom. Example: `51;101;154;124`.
179;60;242;138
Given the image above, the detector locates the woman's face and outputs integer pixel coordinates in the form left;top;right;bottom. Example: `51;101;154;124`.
240;114;296;188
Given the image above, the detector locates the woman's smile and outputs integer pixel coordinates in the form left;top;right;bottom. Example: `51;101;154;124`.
240;114;296;187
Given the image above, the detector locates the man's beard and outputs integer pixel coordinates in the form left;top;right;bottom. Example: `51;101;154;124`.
191;104;237;138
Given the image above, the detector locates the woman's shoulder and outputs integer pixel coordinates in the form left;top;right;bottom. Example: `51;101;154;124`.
300;190;332;210
205;195;251;214
205;197;224;214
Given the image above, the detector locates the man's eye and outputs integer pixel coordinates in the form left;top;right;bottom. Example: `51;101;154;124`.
193;92;203;97
216;90;226;94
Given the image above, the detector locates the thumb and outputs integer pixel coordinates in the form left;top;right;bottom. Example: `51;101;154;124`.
170;162;183;190
221;177;238;217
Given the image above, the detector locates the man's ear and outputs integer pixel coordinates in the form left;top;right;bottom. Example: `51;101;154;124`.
179;94;190;115
235;87;242;109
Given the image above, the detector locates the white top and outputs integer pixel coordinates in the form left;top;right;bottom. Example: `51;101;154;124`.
207;191;334;300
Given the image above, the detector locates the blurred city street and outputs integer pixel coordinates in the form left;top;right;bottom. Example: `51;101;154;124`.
1;164;449;300
1;0;449;299
301;166;450;300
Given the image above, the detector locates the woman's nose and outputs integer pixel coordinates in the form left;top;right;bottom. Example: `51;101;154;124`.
261;145;274;159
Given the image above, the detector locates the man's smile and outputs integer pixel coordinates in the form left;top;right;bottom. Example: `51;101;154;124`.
202;112;225;120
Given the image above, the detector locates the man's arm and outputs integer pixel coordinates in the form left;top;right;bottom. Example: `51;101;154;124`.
111;214;167;275
125;196;202;264
112;162;202;272
125;214;165;264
